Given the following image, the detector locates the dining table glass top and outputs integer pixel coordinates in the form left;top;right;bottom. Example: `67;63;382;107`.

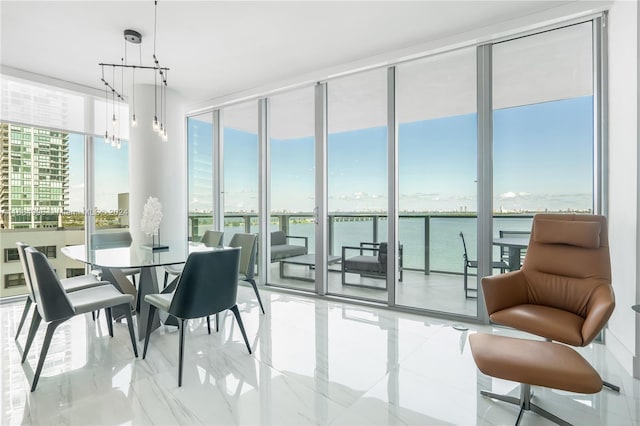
61;241;224;269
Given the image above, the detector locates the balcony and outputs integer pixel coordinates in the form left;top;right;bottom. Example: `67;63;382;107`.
188;212;534;316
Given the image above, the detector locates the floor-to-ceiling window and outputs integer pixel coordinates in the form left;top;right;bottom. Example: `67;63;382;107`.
185;17;603;321
0;76;94;298
326;69;388;302
268;87;315;291
491;22;594;273
187;112;214;241
222;102;259;244
1;119;73;295
396;47;478;316
92;99;131;235
92;135;130;233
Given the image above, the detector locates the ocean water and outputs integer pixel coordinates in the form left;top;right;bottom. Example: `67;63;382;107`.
220;215;533;274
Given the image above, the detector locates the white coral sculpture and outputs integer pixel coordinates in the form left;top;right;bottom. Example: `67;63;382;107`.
141;196;163;237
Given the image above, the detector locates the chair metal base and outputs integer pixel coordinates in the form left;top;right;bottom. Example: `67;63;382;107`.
481;384;572;426
602;380;620;392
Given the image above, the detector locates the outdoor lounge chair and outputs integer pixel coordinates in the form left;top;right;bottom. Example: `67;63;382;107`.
341;242;403;290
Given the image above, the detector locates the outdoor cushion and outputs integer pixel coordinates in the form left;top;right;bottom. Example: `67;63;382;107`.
343;256;382;273
271;244;307;261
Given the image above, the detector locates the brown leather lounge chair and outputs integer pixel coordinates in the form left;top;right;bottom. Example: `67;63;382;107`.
482;213;617;391
469;214;617;425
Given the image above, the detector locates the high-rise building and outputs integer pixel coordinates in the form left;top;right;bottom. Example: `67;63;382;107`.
0;123;69;229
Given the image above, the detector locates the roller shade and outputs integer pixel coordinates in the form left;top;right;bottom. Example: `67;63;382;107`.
1;74;129;139
1;74;84;132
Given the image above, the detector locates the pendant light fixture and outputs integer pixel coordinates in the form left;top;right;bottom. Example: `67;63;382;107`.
99;1;169;146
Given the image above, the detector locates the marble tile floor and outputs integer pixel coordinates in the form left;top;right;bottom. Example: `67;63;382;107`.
2;286;638;426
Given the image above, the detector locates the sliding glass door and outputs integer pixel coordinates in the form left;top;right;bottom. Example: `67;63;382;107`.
222;102;259;243
187;112;214;242
268;88;316;291
326;69;388;302
395;47;478;316
491;22;594;273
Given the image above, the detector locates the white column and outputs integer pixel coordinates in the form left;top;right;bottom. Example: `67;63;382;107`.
128;84;188;252
607;0;639;378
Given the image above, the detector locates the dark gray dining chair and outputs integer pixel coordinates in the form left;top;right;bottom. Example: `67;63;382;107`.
459;232;510;299
229;233;264;314
163;230;224;288
14;242;105;351
91;231;140;286
142;247;251;387
24;247;138;392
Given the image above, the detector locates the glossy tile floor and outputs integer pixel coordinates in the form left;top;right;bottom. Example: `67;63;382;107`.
2;285;639;425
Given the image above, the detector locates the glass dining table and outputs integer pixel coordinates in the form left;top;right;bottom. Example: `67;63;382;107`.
62;241;222;340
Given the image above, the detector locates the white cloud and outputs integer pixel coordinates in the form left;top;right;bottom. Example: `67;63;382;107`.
499;191;530;199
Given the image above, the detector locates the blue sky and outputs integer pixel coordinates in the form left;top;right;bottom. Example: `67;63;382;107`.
78;95;593;213
218;96;593;213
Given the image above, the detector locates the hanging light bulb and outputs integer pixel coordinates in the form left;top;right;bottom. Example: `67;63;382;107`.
131;66;137;127
117;139;122;150
152;52;158;132
162;128;168;141
103;65;110;143
111;66;118;139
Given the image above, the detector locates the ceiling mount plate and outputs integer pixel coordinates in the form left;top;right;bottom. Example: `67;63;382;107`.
124;29;142;44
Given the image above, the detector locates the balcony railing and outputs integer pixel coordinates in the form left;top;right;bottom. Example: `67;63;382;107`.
189;212;535;276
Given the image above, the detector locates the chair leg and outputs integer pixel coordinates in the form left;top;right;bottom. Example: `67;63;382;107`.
105;308;114;337
463;263;468;297
22;310;42;363
230;305;251;354
15;297;33;340
122;304;138;357
163;272;169;290
132;275;136;287
216;312;219;332
206;316;211;335
31;320;65;392
248;279;265;314
92;311;95;321
178;318;186;387
142;305;158;359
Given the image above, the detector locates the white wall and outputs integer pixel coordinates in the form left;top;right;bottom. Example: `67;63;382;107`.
607;0;639;377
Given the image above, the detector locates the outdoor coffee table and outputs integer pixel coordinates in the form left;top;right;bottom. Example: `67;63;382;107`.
279;254;341;282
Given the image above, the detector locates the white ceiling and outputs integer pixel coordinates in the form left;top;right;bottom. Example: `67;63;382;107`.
1;0;585;107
